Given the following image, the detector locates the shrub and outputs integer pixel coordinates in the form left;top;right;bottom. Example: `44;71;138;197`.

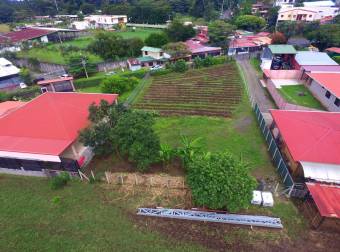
119;68;148;79
149;68;173;76
74;75;106;89
101;76;139;94
19;68;32;85
50;172;71;190
187;151;257;211
171;59;188;72
332;56;340;64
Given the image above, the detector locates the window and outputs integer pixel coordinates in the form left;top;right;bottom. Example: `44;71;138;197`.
309;15;312;17
293;15;296;17
145;51;148;55
335;98;340;107
288;15;291;18
325;91;331;98
281;15;284;18
160;52;163;56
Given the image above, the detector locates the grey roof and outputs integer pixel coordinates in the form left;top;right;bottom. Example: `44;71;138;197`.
295;51;338;66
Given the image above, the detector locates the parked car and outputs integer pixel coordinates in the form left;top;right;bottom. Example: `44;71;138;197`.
105;71;116;76
150;65;164;71
60;73;69;78
19;82;27;89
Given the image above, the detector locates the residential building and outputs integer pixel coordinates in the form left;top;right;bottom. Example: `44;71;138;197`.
228;32;271;55
0;27;80;52
261;45;297;70
0;58;21;91
0;92;118;176
37;77;76;93
0;101;27;118
127;58;142;71
137;46;170;67
293;51;338;69
277;6;339;22
270;109;340;230
303;1;335;7
72;15;127;30
251;3;271;18
305;72;340;111
185;39;221;59
275;0;295;7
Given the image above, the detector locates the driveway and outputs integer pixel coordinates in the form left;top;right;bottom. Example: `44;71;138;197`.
237;59;276;113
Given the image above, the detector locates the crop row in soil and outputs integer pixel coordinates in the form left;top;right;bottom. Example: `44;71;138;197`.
134;65;242;117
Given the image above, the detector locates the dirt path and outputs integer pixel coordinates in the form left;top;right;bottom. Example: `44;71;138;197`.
237;59;276;113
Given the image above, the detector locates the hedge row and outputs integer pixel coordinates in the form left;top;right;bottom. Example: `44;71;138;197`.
0;86;41;102
74;69;148;90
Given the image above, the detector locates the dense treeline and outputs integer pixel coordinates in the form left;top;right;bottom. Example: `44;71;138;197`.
0;0;240;23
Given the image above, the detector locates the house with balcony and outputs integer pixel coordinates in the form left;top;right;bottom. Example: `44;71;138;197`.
277;6;339;23
72;15;127;30
137;46;171;67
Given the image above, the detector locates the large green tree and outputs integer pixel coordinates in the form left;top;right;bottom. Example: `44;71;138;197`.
235;15;266;32
208;20;235;47
145;33;169;48
307;24;340;50
165;20;196;42
162;42;190;58
187;151;257;211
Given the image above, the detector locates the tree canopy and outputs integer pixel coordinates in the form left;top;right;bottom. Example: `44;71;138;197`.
187;151;257;211
162;42;190;58
165;20;196;42
145;33;169;48
235;15;266;32
208;20;235;47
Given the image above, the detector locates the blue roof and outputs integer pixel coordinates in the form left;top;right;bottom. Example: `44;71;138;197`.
295;51;338;66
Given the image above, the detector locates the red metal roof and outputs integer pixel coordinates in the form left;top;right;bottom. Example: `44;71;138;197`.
270;110;340;165
0;28;54;44
307;73;340;98
37;77;73;85
306;183;340;218
302;65;340;72
0;101;27;117
326;47;340;54
0;92;118;156
185;39;221;54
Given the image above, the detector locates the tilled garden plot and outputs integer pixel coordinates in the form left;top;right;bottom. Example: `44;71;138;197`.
134;64;243;117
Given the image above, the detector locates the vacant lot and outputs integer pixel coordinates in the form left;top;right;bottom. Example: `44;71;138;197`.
0;175;204;252
134;64;242;117
117;28;162;40
278;85;324;110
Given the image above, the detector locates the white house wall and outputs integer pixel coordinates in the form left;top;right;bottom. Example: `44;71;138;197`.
307;80;340;112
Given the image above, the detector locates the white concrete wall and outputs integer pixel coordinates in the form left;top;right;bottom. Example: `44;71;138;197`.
307;80;340;111
40;35;49;43
143;50;162;60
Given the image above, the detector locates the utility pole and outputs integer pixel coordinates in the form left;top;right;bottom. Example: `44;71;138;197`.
53;0;59;12
81;57;89;79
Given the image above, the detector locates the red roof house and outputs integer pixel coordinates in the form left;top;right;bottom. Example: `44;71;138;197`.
185;39;221;58
305;183;340;231
306;73;340;111
326;47;340;54
0;28;54;44
0;92;118;174
0;101;27;118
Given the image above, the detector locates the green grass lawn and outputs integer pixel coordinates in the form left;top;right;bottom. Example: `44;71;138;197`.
278;85;324;110
0;175;204;252
116;28;162;41
17;45;102;65
62;36;95;48
250;57;262;75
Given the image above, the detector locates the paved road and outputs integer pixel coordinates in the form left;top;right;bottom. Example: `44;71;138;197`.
237;59;276;113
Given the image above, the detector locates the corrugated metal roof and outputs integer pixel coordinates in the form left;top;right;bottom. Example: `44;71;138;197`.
0;92;118;156
301;161;340;183
270;109;340;165
295;51;338;66
302;65;340;72
307;72;340;97
268;45;297;54
326;47;340;54
306;183;340;218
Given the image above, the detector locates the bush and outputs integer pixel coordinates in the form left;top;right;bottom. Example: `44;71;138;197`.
19;68;32;85
101;76;139;94
74;75;106;89
1;86;41;102
149;68;173;76
50;172;71;190
145;33;169;47
171;59;188;72
332;56;340;64
187;152;257;211
194;56;228;68
119;68;148;79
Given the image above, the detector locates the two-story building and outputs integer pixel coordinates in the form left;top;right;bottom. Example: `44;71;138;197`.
137;46;171;67
277;6;339;23
72;15;127;30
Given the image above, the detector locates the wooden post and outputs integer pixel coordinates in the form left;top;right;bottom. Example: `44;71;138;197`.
105;172;110;184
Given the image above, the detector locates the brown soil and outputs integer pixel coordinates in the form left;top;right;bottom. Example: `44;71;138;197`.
129;212;340;252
